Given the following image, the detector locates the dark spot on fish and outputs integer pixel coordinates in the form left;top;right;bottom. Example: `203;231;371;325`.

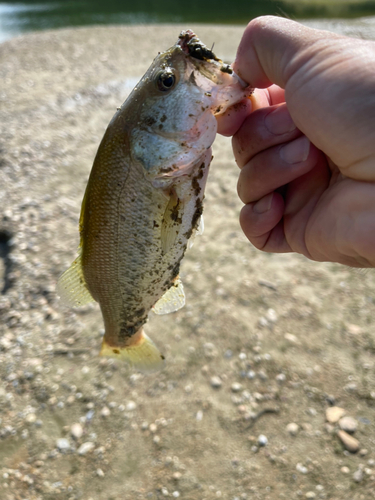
189;71;197;86
192;177;201;197
159;124;163;130
161;114;167;123
197;163;205;178
153;221;159;228
215;105;223;114
221;63;233;74
161;354;165;360
113;349;120;354
191;198;203;231
160;166;174;173
170;199;182;223
144;116;157;126
188;113;194;117
171;261;180;279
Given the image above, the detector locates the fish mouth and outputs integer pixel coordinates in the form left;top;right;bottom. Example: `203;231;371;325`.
178;30;233;75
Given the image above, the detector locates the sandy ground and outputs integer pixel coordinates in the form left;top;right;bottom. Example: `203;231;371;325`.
0;20;375;500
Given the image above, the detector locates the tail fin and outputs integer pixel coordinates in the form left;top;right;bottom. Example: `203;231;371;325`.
99;328;165;373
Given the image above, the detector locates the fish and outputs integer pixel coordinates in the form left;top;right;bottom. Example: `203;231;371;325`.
57;30;251;371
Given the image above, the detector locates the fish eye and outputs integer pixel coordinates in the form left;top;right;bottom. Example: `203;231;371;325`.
156;70;176;92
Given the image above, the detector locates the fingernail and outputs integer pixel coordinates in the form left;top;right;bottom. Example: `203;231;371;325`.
280;136;310;164
253;193;274;214
264;106;296;135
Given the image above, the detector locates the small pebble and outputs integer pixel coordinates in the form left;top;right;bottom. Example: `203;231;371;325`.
339;416;358;433
96;468;105;477
337;430;360;453
126;401;137;411
70;423;83;440
276;373;286;384
257;434;268;447
25;413;37;424
305;493;316;499
326;406;345;423
231;383;243;393
284;333;299;344
341;466;350;474
346;324;363;335
266;308;278;322
296;463;308;474
77;442;95;455
210;376;222;389
56;438;70;452
100;406;111;418
353;469;363;483
286;423;299;436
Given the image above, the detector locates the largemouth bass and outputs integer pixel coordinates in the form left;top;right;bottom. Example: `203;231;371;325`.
57;30;251;371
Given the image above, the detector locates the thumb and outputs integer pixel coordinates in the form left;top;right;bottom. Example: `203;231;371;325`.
233;16;341;90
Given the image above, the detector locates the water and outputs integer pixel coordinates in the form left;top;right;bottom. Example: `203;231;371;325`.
1;0;375;43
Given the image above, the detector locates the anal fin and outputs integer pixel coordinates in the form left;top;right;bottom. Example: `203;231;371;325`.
152;277;185;315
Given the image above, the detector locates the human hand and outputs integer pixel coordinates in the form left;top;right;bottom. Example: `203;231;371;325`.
217;16;375;267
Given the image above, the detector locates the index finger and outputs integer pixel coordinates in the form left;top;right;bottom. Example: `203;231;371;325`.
216;85;286;136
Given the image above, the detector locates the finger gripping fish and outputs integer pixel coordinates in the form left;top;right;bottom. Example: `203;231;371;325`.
57;30;251;371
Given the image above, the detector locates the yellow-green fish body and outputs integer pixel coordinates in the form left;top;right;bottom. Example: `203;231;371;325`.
58;31;251;371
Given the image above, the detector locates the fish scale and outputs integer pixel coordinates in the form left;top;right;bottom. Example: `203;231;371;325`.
57;30;252;371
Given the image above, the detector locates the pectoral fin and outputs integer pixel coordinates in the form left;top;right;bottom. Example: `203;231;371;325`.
152;277;185;315
57;251;95;307
100;328;165;372
161;190;183;254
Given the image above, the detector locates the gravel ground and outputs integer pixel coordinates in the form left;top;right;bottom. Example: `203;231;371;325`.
0;20;375;500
